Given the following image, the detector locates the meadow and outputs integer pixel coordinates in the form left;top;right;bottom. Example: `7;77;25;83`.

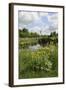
19;37;58;79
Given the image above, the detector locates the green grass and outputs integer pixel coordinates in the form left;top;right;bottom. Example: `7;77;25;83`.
19;44;58;79
19;38;38;49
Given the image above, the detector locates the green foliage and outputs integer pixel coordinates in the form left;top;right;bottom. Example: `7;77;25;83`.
19;38;38;49
22;28;28;33
38;36;50;45
19;28;39;38
38;33;58;45
50;32;58;37
19;45;58;79
19;29;58;79
19;29;28;38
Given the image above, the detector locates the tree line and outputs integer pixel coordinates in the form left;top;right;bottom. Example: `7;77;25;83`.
19;28;58;45
19;28;39;38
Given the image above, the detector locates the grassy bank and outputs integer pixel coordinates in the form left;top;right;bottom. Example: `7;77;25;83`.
19;44;58;79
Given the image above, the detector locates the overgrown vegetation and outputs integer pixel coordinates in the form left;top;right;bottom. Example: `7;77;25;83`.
19;28;58;79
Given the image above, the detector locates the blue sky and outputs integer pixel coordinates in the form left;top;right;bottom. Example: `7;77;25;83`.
18;11;58;35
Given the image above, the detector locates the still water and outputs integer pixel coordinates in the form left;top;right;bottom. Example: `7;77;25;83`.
29;44;41;51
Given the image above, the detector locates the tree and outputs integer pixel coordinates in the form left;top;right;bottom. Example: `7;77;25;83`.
19;28;29;37
50;32;58;45
50;32;58;37
22;28;28;33
38;36;50;46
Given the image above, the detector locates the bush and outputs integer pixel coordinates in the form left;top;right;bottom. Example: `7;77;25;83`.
19;45;58;78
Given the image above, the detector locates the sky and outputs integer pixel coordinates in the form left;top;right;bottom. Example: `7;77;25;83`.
18;11;58;35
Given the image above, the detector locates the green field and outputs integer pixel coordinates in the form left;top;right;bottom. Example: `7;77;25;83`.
19;37;58;79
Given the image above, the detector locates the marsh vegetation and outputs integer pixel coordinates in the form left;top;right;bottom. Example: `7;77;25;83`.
19;28;58;79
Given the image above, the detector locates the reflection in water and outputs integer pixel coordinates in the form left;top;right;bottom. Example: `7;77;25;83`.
19;44;42;52
29;44;41;51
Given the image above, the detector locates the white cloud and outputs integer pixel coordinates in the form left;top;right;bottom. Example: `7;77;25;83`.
18;11;39;25
39;25;53;35
48;13;58;33
18;11;58;35
18;24;28;30
48;13;58;26
18;11;48;26
31;12;39;20
39;12;48;17
29;26;41;34
29;25;50;35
